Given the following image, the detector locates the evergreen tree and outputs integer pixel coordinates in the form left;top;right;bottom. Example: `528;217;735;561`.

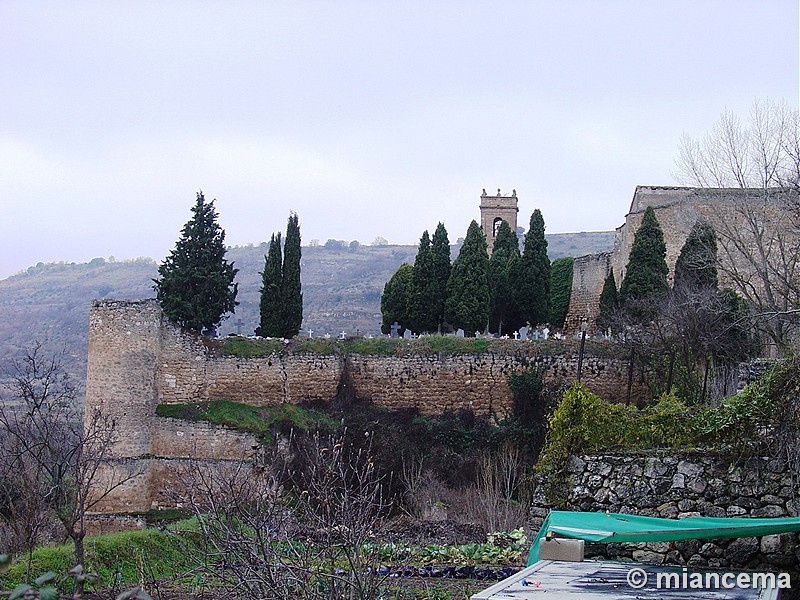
380;263;414;334
673;220;718;293
444;221;490;335
431;222;451;333
596;268;619;332
408;231;439;333
282;212;303;337
513;209;550;327
153;191;238;332
619;206;669;322
548;256;574;329
488;220;520;334
256;233;283;337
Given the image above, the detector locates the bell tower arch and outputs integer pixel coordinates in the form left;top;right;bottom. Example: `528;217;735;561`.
480;188;519;256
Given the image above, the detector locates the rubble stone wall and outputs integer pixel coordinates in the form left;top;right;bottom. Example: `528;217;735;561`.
85;299;645;512
531;452;799;574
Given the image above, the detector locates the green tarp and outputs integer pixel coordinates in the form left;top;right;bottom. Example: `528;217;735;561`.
528;510;800;565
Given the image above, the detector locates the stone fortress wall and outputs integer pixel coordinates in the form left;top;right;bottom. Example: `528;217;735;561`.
86;299;642;514
563;185;796;335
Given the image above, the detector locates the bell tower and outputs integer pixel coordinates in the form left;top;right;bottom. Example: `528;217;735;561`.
480;188;519;256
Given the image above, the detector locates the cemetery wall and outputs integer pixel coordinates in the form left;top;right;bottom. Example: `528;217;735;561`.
530;452;800;574
85;299;645;512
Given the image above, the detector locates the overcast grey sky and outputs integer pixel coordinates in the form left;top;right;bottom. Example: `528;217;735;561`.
1;0;798;279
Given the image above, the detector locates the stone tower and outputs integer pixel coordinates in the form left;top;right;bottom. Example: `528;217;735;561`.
480;188;519;256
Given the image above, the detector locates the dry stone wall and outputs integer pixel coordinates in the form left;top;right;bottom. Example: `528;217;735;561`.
530;452;799;574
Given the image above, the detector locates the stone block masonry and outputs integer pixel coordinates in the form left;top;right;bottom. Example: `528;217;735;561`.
563;185;799;336
85;299;643;513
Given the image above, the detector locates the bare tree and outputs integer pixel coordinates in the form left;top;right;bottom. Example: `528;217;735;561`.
470;443;530;534
0;343;137;594
173;430;392;599
0;436;53;582
675;99;800;351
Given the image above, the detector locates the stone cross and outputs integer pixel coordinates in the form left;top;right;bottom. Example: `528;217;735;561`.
235;318;244;336
390;322;401;338
307;329;313;338
513;331;519;340
339;331;347;339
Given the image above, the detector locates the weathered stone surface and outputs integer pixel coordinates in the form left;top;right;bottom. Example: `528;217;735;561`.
534;452;799;575
761;533;796;555
752;504;786;518
87;300;649;512
726;537;759;565
633;550;665;564
564;186;799;337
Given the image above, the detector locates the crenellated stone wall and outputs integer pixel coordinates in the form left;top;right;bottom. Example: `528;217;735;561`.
530;452;799;574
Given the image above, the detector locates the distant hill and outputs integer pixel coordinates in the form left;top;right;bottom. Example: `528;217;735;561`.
0;231;614;392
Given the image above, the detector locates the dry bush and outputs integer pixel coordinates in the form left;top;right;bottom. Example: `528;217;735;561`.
173;430;392;599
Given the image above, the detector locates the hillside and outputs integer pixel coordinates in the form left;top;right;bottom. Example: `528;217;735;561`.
0;231;614;391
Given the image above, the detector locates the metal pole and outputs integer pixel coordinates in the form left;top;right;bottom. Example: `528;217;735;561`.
577;320;588;383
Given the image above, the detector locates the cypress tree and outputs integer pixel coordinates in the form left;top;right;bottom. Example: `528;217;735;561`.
282;212;303;337
444;220;490;335
548;256;574;329
673;221;718;294
256;233;283;337
153;191;238;333
488;220;520;335
619;206;669;321
596;268;619;332
513;209;551;327
431;222;451;333
380;263;414;334
408;231;439;333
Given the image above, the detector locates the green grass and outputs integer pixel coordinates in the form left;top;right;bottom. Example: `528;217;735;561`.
0;527;197;591
155;399;336;439
1;521;518;595
220;334;577;358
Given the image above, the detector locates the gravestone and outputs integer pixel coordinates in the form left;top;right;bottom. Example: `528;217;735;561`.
519;326;528;340
513;331;520;340
390;322;401;338
235;318;244;336
456;328;465;337
403;328;413;339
